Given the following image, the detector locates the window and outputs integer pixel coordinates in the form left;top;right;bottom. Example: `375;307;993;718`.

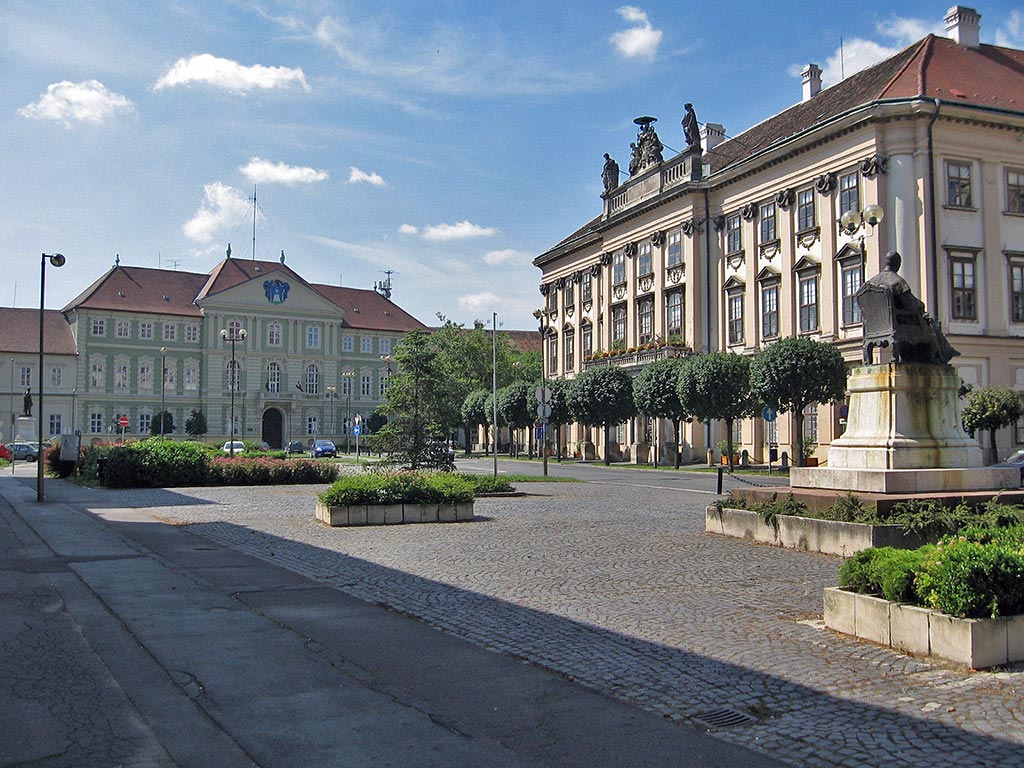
841;261;864;325
839;171;859;216
581;275;592;303
49;414;61;436
667;230;682;267
798;273;819;333
267;322;282;346
341;376;353;396
164;364;175;390
564;330;575;371
612;305;626;345
727;292;744;345
950;254;977;320
759;202;777;243
305;364;320;395
186;324;199;342
612;252;626;285
1008;169;1024;214
307;416;318;435
90;361;104;389
91;318;106;336
547;334;558;374
50;367;62;388
1012;264;1024;323
360;374;372;397
379;337;392;355
637;298;654;344
139;413;152;434
797;188;815;231
802;404;819;446
227;360;240;392
581;323;593;359
666;291;683;341
342;335;354;352
162;323;176;341
115;362;129;389
90;412;104;433
360;337;373;353
116;319;131;338
761;282;779;339
380;375;390;397
267;362;281;393
139;322;153;340
946;160;972;208
563;280;575;309
184;364;198;391
20;366;32;387
139;364;152;389
637;242;652;276
546;287;557;313
726;214;742;254
306;326;320;348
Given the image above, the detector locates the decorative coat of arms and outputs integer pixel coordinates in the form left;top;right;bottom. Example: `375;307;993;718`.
264;279;290;304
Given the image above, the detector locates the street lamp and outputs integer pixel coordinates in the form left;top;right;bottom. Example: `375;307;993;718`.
326;386;337;438
532;308;553;477
839;204;885;259
160;347;167;436
38;252;66;502
340;371;355;453
71;387;77;434
220;327;247;456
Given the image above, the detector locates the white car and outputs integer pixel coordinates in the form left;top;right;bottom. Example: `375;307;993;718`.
222;440;245;454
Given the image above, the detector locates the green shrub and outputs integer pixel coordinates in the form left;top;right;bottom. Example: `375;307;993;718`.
319;471;474;507
751;493;807;532
44;445;77;479
839;546;936;603
815;492;870;522
460;474;514;494
915;536;1024;619
208;457;337;486
103;439;211;488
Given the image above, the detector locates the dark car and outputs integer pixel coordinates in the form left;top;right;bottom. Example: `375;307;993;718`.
285;440;305;455
993;448;1024;485
7;442;39;462
310;439;337;458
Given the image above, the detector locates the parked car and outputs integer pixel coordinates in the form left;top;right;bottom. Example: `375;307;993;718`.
221;440;245;454
285;440;305;455
310;439;337;458
993;448;1024;485
6;442;39;462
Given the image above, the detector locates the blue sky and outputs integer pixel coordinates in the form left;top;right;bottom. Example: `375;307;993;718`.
3;1;1023;329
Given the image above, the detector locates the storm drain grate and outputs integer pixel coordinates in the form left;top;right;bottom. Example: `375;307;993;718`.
693;708;758;730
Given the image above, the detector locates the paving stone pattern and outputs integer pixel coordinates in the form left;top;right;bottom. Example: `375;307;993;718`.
94;480;1024;768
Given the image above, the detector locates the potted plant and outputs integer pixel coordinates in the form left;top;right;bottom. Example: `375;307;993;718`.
802;442;819;467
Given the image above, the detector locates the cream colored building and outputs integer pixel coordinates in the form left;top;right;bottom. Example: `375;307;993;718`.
534;7;1024;464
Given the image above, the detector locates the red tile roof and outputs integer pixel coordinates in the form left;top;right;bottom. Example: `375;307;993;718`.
195;258;314;302
63;265;208;317
0;308;78;355
312;284;427;331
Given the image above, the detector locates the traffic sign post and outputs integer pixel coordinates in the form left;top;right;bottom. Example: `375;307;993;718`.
117;414;129;444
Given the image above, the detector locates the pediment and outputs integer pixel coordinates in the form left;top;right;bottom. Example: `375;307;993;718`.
198;272;341;316
793;256;821;274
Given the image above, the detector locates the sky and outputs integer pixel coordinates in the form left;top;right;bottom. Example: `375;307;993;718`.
3;1;1023;330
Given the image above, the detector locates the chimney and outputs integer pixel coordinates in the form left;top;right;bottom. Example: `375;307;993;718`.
801;64;822;101
945;5;981;48
701;122;726;151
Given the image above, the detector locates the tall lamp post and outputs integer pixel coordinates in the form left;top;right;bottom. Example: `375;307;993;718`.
340;371;354;453
532;308;552;477
326;386;337;438
159;347;168;436
220;327;247;456
38;252;66;502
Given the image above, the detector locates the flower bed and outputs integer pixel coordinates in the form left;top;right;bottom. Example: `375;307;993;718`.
317;471;476;527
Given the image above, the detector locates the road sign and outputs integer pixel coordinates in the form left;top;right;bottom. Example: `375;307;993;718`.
117;415;129;428
535;385;552;403
536;403;552;420
353;425;361;436
762;407;777;422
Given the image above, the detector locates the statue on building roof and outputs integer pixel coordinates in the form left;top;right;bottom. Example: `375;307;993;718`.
601;153;620;195
630;116;663;176
682;103;701;153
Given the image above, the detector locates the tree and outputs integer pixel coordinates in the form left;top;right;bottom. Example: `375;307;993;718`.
961;386;1023;463
677;353;755;470
542;378;572;461
366;408;388;436
566;367;637;465
496;382;533;457
749;337;847;467
151;410;175;436
633;357;689;468
184;409;207;439
460;389;491;455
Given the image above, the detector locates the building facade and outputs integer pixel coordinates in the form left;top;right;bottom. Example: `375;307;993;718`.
2;254;426;448
534;7;1024;463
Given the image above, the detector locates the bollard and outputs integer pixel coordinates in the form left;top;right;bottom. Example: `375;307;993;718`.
717;466;723;494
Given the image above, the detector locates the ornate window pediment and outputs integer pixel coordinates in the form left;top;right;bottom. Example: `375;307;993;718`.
793;256;821;274
723;276;746;294
834;243;864;265
756;267;781;284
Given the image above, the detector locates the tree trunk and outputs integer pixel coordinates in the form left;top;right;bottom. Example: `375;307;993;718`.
603;423;611;465
725;418;734;474
989;429;999;465
793;411;805;468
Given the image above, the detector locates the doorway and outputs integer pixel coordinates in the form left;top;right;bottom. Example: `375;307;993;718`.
262;408;284;448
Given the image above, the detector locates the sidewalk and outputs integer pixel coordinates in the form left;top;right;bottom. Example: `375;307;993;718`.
0;469;783;768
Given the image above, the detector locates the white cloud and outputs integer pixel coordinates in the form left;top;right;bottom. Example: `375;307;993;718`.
347;167;387;187
183;182;251;243
458;292;501;314
421;221;500;241
609;6;662;61
483;249;529;266
239;157;328;185
996;10;1024;48
154;53;310;94
17;80;134;126
398;224;419;235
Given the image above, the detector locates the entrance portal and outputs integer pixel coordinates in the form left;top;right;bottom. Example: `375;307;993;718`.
262;408;284;448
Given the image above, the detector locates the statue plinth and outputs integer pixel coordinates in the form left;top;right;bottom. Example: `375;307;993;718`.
15;416;36;442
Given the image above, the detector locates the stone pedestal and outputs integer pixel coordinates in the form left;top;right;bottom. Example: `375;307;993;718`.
15;416;36;442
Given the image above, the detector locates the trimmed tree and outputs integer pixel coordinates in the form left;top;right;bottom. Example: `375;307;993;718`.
497;381;533;457
633;357;690;468
150;410;175;437
961;386;1024;464
184;409;207;439
749;337;847;467
677;353;755;471
542;378;572;461
566;367;637;465
461;389;491;456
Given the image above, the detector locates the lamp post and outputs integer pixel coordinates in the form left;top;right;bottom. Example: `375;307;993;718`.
340;371;354;453
71;387;77;434
326;386;337;438
491;311;498;478
839;204;885;255
159;347;167;436
220;327;247;456
532;308;552;477
38;252;66;502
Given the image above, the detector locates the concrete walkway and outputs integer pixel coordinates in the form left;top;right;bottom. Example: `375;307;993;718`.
0;468;782;768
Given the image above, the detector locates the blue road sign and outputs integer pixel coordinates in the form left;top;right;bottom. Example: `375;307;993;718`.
762;407;777;422
353;425;361;435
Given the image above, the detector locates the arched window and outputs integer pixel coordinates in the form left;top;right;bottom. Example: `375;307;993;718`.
637;297;654;344
267;362;281;393
305;364;320;395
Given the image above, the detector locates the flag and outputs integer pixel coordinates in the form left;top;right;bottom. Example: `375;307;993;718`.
295;383;304;393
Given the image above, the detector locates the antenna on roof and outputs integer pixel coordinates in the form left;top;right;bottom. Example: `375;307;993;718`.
374;270;396;300
168;259;182;270
251;184;257;260
840;36;845;80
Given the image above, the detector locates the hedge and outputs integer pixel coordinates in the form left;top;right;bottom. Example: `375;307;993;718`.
319;471;474;507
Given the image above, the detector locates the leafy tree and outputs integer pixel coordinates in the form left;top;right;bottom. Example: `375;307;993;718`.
460;389;491;455
497;381;533;457
184;409;207;439
749;337;847;467
150;410;175;437
961;386;1024;463
633;357;690;468
541;378;572;461
677;353;755;470
366;408;388;435
566;367;637;465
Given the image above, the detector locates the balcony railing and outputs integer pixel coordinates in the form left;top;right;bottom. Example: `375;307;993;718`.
604;152;702;219
582;343;691;371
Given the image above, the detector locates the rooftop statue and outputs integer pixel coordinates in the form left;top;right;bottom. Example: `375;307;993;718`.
601;153;620;195
857;251;958;365
629;116;663;175
682;103;701;152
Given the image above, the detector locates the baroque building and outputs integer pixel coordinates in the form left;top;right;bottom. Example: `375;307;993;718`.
1;254;426;448
534;6;1024;464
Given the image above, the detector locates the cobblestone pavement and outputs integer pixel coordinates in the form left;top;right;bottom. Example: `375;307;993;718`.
73;477;1024;768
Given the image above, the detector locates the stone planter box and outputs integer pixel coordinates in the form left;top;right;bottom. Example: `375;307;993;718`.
823;587;1024;669
705;506;926;557
316;500;474;527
